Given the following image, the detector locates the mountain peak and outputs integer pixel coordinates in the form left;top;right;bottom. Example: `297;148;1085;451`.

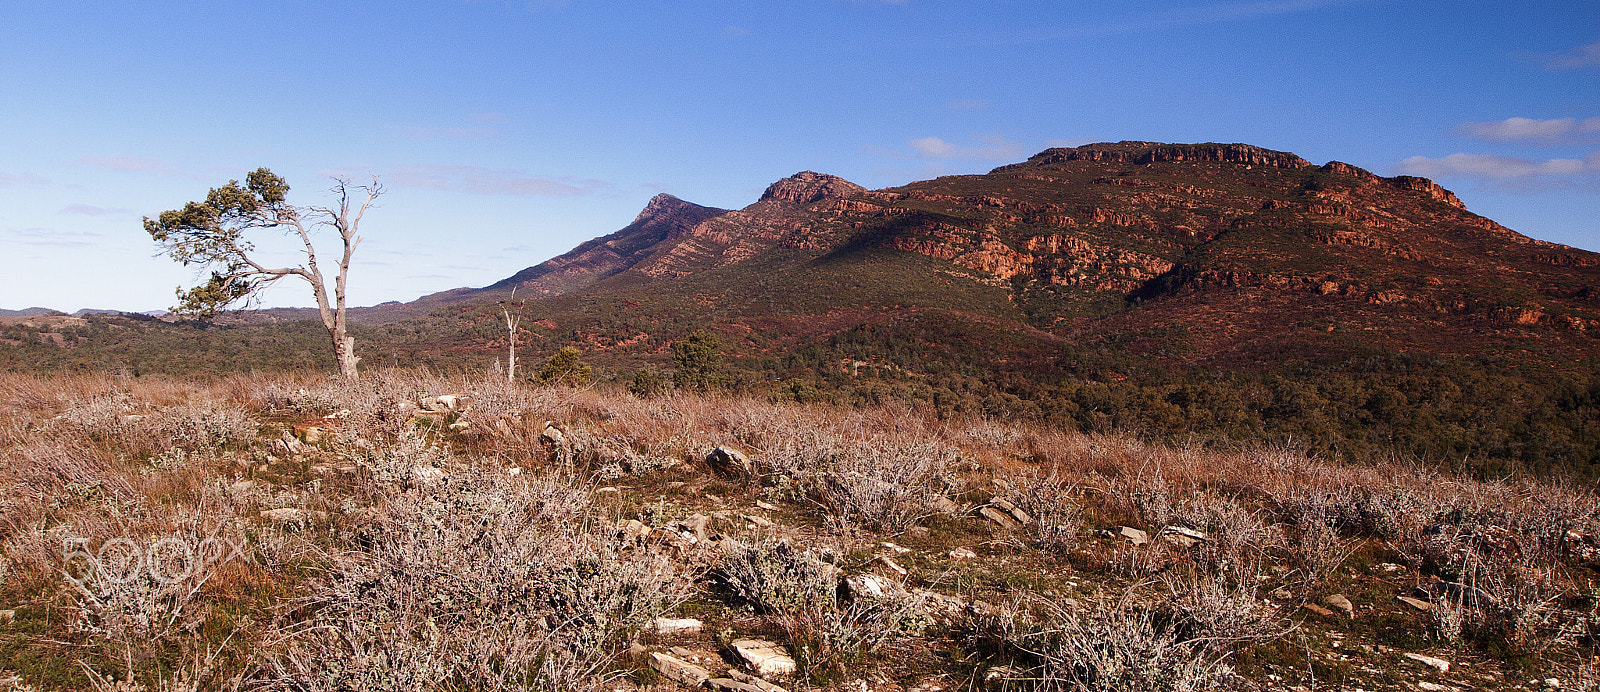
760;171;866;205
633;193;692;224
1015;141;1312;171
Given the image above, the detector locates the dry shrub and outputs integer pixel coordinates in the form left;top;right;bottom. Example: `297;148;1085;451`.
716;535;926;676
977;594;1241;692
1005;472;1083;553
268;464;683;691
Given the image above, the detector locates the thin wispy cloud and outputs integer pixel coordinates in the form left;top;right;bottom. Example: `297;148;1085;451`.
1546;38;1600;70
984;0;1352;45
1457;117;1600;144
78;156;199;179
383;164;612;197
1;227;104;249
886;135;1025;161
1397;151;1600;190
61;204;132;217
0;172;52;187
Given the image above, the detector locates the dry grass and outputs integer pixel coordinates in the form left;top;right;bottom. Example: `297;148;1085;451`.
0;370;1595;690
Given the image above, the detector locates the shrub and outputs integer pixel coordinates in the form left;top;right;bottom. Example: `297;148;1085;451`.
537;346;593;387
627;369;672;398
671;330;723;393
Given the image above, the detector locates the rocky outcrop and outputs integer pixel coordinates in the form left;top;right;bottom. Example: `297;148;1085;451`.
759;171;867;206
1017;141;1312;170
1390;175;1465;209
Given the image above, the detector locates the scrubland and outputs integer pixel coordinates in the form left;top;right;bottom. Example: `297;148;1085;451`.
0;370;1597;691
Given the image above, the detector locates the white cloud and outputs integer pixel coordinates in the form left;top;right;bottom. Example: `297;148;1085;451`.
78;156;198;179
383;164;612;197
60;204;132;217
902;135;1024;161
1396;152;1592;179
1456;116;1600;143
1547;38;1600;70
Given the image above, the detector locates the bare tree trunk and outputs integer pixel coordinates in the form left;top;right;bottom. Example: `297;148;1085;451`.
501;288;520;383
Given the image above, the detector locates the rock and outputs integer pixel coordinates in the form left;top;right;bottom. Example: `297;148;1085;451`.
875;555;907;576
985;665;1026;682
755;500;780;511
949;547;977;560
540;421;564;445
276;431;306;455
418;394;470;413
322;409;351;419
845;573;901;601
977;506;1019;529
990;497;1033;525
618;519;652;540
299;426;326;445
0;609;14;624
447;420;471;431
930;496;962;515
727;669;788;692
707;446;754;477
1110;526;1150;545
1160;526;1208;547
1416;683;1452;692
707;679;765;692
652;617;703;635
1404;652;1450;673
229;480;255;495
648;652;710;686
880;542;910;554
1303;603;1336;617
730;639;796;677
1322;594;1354;617
1377;562;1403;572
1397;596;1433;612
413;465;445;486
507;467;521;476
744;514;775;528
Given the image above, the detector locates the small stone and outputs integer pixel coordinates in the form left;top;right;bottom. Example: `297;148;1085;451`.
1404;652;1450;673
707;679;764;692
707;446;753;476
1160;526;1208;547
845;573;900;601
1377;562;1403;572
990;497;1033;525
507;467;522;476
1322;594;1354;617
931;496;961;515
950;547;978;560
875;555;907;576
880;542;911;554
1416;682;1450;692
229;480;255;495
652;617;702;635
977;506;1019;529
1112;526;1150;545
755;500;780;511
648;652;710;686
1303;603;1335;617
1397;596;1433;612
744;514;775;528
0;609;14;624
727;669;788;692
731;639;796;677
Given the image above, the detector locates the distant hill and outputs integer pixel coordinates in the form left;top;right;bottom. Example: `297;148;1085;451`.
0;307;64;317
8;142;1600;476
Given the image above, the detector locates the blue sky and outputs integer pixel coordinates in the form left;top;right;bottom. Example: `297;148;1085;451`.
1;0;1596;311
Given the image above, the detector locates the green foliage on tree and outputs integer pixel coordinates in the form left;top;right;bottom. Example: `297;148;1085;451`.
537;346;593;387
671;330;724;393
628;370;672;398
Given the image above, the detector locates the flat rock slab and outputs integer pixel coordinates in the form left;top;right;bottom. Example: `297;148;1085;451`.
652;617;703;635
977;506;1019;529
708;680;764;692
648;651;710;686
731;639;796;677
1404;652;1450;673
1322;593;1354;617
728;669;788;692
1397;596;1433;612
1113;526;1150;544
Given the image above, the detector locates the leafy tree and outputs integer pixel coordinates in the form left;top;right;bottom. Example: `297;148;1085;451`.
671;329;723;393
144;168;381;380
628;370;672;398
538;346;593;387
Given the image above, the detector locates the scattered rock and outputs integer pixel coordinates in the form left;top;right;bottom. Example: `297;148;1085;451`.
1160;525;1208;547
1303;603;1336;618
707;446;754;477
731;639;796;677
930;496;962;515
875;555;907;576
845;573;901;601
977;506;1020;529
949;547;978;560
648;651;710;686
727;668;789;692
1107;526;1150;545
990;497;1033;525
413;465;445;486
755;500;780;511
418;394;470;413
540;421;564;445
652;617;703;635
707;679;765;692
1322;593;1354;618
275;431;306;456
1377;562;1403;572
1404;652;1450;673
880;542;910;554
1397;596;1433;612
447;420;471;432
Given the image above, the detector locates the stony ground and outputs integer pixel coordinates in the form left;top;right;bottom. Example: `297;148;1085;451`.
0;371;1596;691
